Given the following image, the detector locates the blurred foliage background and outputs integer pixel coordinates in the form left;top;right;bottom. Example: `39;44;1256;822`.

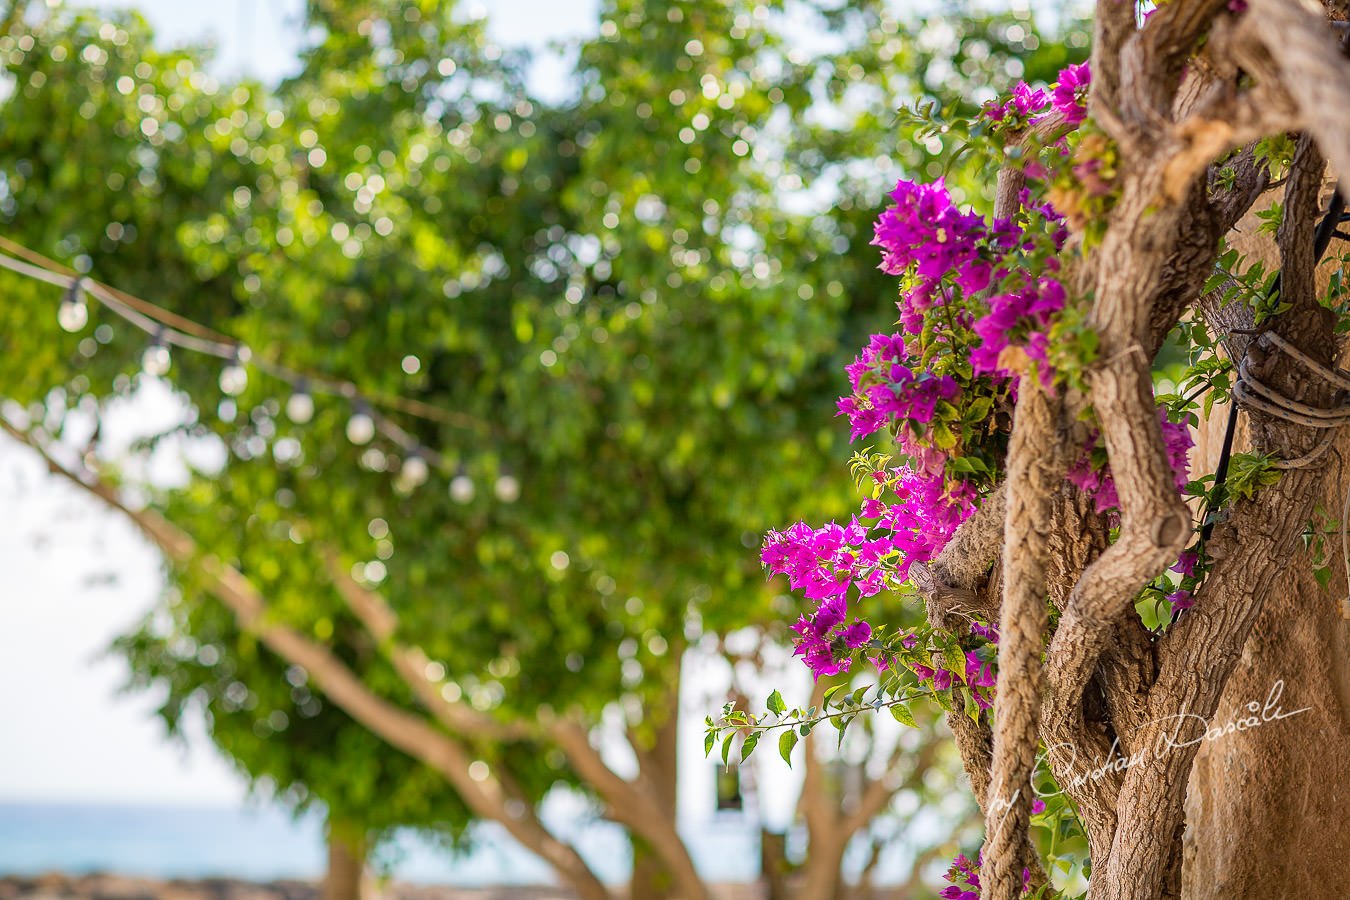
0;0;1084;896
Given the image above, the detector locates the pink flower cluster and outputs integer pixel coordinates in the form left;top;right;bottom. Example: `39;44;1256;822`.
910;651;996;708
763;468;977;678
941;852;1034;900
1051;62;1091;126
1167;549;1200;610
872;178;1014;333
981;62;1090;130
859;468;978;571
869;177;1068;385
837;332;961;447
971;620;999;643
983;82;1048;125
968;276;1067;377
788;596;872;678
761;518;891;602
1066;410;1193;513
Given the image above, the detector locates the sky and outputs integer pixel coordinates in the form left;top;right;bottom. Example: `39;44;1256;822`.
0;0;605;809
79;0;603;88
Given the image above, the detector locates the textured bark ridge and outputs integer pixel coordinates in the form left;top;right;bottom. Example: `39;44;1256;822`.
1182;190;1350;896
1182;532;1350;898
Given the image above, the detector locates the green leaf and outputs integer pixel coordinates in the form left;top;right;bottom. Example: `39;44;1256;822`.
964;689;981;722
949;456;978;474
704;729;717;756
964;395;993;422
778;729;799;767
930;420;958;450
741;731;760;761
721;732;735;768
834;713;854;749
766;690;785;716
889;703;917;728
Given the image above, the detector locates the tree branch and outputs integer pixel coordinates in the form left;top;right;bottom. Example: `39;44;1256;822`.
0;420;614;900
323;551;709;900
1247;0;1350;185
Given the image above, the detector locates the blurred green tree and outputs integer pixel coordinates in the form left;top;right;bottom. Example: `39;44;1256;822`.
0;1;1078;896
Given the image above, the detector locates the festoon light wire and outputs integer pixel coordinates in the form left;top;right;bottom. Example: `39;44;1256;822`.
0;240;502;474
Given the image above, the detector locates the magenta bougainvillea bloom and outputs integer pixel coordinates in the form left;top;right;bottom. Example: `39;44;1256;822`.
941;853;982;900
764;467;978;677
968;276;1067;378
941;853;1033;900
983;81;1049;125
965;651;996;688
971;620;1000;644
787;595;873;679
837;332;962;445
1049;61;1091;126
1171;549;1199;577
868;176;1069;387
911;663;957;691
965;651;998;709
871;178;1003;332
994;61;1090;131
1168;590;1195;611
1066;410;1193;514
773;79;1098;682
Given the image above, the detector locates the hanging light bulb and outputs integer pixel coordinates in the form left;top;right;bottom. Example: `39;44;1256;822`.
400;451;430;488
58;278;88;332
141;330;171;376
286;384;315;424
494;473;521;503
219;346;249;396
346;404;376;444
449;474;475;504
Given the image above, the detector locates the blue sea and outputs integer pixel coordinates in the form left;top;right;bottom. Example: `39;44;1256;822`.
0;803;765;885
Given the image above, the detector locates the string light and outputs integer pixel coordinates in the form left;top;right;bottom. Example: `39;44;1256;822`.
449;474;475;503
286;381;315;424
141;329;171;376
0;240;516;500
346;404;376;445
494;474;520;503
219;345;250;396
58;277;88;332
400;451;430;488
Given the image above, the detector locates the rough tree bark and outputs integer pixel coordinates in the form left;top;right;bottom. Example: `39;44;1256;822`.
1180;170;1350;898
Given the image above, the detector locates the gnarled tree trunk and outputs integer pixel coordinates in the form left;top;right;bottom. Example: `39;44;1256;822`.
1182;174;1350;899
628;660;683;900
